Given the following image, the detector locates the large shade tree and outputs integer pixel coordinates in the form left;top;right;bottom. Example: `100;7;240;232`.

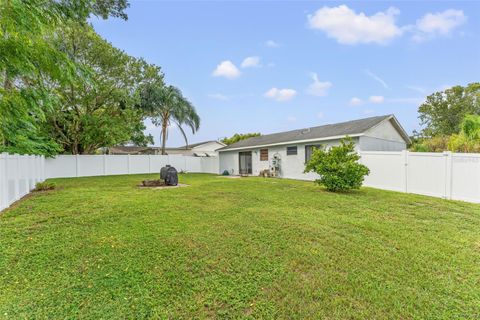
45;23;162;154
0;0;130;155
138;83;200;155
418;83;480;137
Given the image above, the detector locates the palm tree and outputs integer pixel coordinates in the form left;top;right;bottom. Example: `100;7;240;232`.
138;83;200;155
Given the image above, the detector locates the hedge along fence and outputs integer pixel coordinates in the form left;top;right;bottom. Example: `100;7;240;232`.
0;153;45;211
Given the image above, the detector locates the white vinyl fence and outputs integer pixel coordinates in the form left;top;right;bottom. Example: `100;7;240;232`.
361;151;480;203
44;154;219;179
0;153;45;211
1;151;480;212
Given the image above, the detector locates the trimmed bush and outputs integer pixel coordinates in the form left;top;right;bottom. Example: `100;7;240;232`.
304;138;370;192
34;181;56;192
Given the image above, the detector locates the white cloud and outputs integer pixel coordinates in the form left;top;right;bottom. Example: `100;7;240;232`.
413;9;466;41
365;70;389;89
207;93;228;101
264;87;297;102
317;112;324;119
369;95;385;104
212;60;241;79
287;116;297;123
241;56;261;68
349;97;363;106
363;109;375;114
306;73;332;97
307;5;402;45
265;40;279;47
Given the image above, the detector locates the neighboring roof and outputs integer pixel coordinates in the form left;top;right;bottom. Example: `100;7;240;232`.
108;146;191;155
219;115;410;151
108;146;151;154
178;140;226;149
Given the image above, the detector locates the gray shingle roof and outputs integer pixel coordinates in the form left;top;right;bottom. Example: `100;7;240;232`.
219;115;398;151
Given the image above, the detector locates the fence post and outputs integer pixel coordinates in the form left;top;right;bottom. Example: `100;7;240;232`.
34;156;38;185
402;150;408;193
444;151;453;200
27;155;32;191
75;154;79;177
0;153;7;211
148;155;152;173
14;154;20;201
103;154;107;176
127;154;131;174
41;155;45;182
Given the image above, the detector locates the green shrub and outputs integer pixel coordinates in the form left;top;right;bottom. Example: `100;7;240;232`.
409;135;450;152
448;115;480;152
34;181;56;192
304;138;370;192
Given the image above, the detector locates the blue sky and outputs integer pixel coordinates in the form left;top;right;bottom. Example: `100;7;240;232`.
92;1;480;147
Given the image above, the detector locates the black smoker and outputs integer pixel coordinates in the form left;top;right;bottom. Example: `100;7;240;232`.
160;165;178;186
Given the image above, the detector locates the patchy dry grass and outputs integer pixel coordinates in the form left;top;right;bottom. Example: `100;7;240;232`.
1;174;479;319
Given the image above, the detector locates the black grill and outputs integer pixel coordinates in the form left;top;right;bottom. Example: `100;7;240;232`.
160;165;178;186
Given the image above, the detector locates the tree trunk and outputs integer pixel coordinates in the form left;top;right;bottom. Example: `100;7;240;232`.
161;119;168;155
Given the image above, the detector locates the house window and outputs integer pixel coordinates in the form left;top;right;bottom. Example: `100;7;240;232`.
260;149;268;161
287;146;297;155
305;145;321;162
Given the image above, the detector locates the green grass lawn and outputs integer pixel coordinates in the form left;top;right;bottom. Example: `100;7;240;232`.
1;174;479;319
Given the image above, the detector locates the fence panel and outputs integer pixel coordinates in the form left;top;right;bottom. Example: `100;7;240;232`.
361;151;480;203
0;153;45;211
45;155;77;178
149;155;168;173
451;153;480;202
44;154;220;178
129;155;150;174
185;157;202;173
77;155;104;177
407;152;447;198
3;151;480;212
105;155;128;175
361;152;405;192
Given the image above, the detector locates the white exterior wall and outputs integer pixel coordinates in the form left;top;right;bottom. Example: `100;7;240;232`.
359;119;407;151
219;138;359;180
364;119;405;142
358;136;406;151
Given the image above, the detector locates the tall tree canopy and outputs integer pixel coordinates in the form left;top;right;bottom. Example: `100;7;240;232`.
418;83;480;137
221;133;261;145
45;23;162;154
138;83;200;155
0;0;130;155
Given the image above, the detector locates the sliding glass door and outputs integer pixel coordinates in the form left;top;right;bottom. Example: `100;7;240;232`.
239;152;252;175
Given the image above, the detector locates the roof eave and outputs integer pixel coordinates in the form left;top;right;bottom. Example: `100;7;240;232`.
218;133;364;152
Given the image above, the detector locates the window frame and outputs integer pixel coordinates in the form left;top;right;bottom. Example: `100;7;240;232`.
305;144;322;162
286;146;298;156
259;148;268;161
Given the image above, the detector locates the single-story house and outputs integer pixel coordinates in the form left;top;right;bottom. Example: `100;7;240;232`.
107;140;226;156
218;114;410;179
